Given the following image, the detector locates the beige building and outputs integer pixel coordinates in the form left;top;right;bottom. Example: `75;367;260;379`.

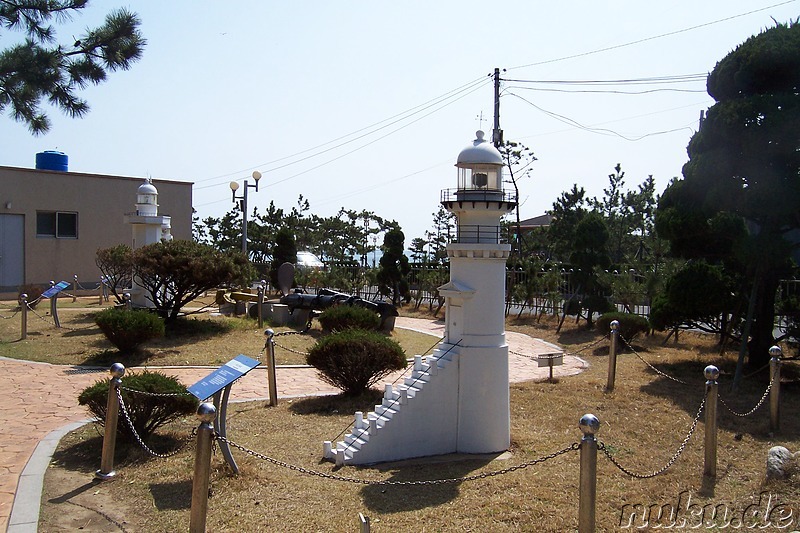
0;165;192;290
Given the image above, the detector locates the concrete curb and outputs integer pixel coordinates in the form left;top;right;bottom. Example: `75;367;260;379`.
7;419;91;533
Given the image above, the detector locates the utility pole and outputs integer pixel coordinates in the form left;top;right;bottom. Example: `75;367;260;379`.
492;67;503;148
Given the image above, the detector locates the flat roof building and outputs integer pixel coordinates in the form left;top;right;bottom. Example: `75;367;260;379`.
0;163;192;291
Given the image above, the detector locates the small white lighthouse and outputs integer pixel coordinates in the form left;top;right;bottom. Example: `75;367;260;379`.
324;131;515;464
124;179;172;307
440;130;515;452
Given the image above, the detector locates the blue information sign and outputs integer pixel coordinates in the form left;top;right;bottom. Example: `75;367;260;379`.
42;281;70;299
188;354;260;400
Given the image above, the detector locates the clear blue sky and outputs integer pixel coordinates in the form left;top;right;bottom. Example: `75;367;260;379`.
2;1;798;245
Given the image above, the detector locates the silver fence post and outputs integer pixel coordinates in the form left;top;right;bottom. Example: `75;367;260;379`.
265;329;279;406
769;345;782;434
96;363;125;480
190;402;217;533
73;274;78;302
20;293;28;340
703;365;719;478
257;285;264;329
606;320;619;391
578;413;599;533
124;293;132;310
98;277;104;305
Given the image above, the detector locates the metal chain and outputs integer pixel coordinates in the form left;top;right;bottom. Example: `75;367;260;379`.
718;365;777;418
620;334;692;386
115;387;194;458
565;334;610;358
216;434;579;485
599;393;706;479
0;309;20;320
273;340;310;356
24;302;96;331
120;385;193;397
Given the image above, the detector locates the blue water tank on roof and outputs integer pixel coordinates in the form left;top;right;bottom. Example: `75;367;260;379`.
35;151;69;172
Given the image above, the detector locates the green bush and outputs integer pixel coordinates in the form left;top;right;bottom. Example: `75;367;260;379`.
306;329;406;396
318;305;380;332
78;371;198;443
596;311;650;341
95;308;165;354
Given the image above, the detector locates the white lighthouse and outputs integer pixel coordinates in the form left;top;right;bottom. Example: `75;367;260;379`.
324;131;515;464
124;179;172;307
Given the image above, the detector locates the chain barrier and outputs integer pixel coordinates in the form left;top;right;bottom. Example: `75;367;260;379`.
270;321;316;357
565;334;609;358
599;393;706;479
272;340;310;356
718;365;777;418
0;309;20;320
25;302;98;332
741;361;771;380
115;387;195;458
619;334;692;386
120;385;194;397
217;434;579;485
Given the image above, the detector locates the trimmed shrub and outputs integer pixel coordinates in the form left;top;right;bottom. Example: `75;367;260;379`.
596;312;650;341
78;371;198;443
95;308;165;354
318;305;380;332
306;329;406;396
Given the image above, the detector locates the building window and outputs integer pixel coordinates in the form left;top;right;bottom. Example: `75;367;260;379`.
36;211;78;238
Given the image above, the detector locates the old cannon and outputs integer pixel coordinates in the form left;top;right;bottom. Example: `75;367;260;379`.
280;288;398;330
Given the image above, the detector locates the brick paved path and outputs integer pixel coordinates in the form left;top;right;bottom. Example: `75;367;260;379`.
0;317;585;531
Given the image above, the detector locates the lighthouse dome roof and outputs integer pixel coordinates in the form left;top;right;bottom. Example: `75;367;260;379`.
456;130;503;166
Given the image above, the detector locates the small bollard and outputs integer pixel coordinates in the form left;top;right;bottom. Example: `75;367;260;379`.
20;293;28;340
606;320;619;391
96;363;125;480
264;329;278;406
190;403;217;533
73;274;78;302
579;413;599;533
257;285;264;328
703;365;719;478
769;346;782;433
124;293;132;310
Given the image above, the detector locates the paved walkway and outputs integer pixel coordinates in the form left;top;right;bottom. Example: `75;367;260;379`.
1;317;586;532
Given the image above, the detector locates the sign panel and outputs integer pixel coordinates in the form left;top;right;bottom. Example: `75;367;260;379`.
42;281;70;299
188;354;260;400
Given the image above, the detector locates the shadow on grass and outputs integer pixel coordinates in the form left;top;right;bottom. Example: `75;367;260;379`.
638;358;800;441
78;348;151;367
360;454;499;512
288;390;384;416
149;480;192;510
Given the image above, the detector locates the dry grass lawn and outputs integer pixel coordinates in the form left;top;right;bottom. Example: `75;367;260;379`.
37;310;800;532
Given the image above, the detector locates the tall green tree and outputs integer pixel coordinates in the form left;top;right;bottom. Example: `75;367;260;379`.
655;22;800;366
269;227;297;288
377;228;410;305
0;1;145;134
547;184;588;262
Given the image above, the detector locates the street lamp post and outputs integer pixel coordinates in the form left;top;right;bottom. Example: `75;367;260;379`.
230;171;262;258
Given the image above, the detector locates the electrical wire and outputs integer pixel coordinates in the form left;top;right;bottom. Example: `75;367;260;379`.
506;91;696;141
194;74;489;189
507;0;798;71
193;78;492;208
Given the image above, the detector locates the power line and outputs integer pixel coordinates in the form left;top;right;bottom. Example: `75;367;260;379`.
505;86;706;95
506;91;696;142
194;75;489;189
502;74;707;85
507;1;798;71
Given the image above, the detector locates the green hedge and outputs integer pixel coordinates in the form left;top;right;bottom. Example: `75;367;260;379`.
95;307;165;354
596;312;650;341
79;371;197;443
318;305;380;332
306;329;406;395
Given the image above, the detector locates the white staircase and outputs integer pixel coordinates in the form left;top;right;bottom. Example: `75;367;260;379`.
324;344;460;465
